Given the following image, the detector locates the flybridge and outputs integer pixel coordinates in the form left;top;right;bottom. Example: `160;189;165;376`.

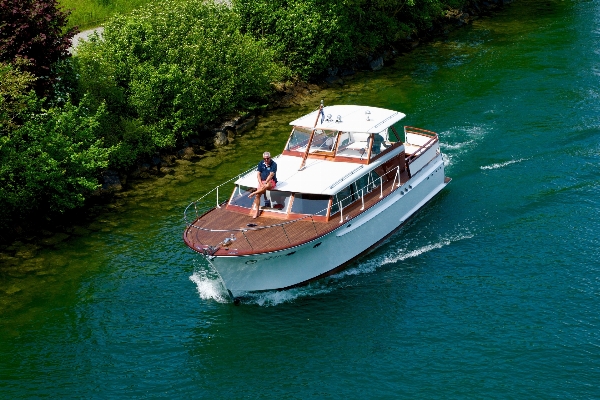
288;105;406;133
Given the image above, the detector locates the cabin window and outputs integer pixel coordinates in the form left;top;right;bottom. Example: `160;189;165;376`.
229;186;291;212
229;185;255;208
330;171;383;215
291;193;329;216
335;132;370;158
286;127;312;151
330;183;357;215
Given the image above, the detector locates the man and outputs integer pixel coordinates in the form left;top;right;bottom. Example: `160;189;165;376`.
248;151;277;218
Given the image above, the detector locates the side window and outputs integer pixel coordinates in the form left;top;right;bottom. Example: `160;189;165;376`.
388;124;403;142
330;183;357;215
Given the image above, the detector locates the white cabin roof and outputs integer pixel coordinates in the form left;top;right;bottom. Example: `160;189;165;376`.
235;148;404;196
289;105;406;133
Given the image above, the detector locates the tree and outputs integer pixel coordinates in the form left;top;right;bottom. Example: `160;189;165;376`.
0;0;77;96
0;96;112;229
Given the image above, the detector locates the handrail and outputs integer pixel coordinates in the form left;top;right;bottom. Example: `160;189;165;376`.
404;126;438;165
185;165;407;253
183;164;257;222
186;164;402;232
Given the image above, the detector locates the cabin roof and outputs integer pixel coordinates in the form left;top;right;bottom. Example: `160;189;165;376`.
289;105;406;133
235;149;402;195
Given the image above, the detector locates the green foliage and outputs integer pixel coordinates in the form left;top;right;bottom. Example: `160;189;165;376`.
0;95;112;228
234;0;467;78
75;0;286;167
0;0;77;97
0;62;39;134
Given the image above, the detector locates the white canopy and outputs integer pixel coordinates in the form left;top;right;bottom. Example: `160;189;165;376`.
289;105;406;133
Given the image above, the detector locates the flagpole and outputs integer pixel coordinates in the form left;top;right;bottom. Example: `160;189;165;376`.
299;100;324;171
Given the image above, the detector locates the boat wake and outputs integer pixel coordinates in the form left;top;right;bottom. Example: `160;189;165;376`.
189;268;230;303
330;231;474;281
480;158;527;170
189;231;474;306
440;124;489;167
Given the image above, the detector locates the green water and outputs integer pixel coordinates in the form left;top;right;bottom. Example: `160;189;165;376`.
2;0;600;397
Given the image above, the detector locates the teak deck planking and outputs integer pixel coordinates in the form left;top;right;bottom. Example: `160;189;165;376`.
184;169;410;256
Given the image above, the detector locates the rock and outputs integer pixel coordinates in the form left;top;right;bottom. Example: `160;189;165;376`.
370;57;384;71
102;170;122;192
177;147;195;160
41;233;70;246
324;76;342;85
235;116;256;135
214;131;228;147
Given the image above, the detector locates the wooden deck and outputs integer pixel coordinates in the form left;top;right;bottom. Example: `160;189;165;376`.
184;169;410;256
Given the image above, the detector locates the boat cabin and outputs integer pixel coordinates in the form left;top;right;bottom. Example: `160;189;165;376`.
184;105;441;258
224;105;421;223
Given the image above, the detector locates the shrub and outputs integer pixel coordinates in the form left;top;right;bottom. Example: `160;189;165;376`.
0;95;112;228
0;0;77;96
234;0;467;78
75;0;287;168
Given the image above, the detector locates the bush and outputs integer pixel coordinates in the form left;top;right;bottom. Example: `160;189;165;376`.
0;0;77;97
75;0;287;168
234;0;468;79
0;94;112;228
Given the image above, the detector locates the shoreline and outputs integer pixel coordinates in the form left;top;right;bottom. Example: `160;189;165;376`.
0;0;511;252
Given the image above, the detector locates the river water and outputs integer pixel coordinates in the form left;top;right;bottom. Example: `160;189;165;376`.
2;0;600;397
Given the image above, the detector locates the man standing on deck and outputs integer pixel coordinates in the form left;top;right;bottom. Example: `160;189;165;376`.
248;151;278;218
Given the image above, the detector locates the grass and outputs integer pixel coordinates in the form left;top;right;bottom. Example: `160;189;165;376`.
58;0;159;30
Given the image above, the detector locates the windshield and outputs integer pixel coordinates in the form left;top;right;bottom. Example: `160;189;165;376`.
286;127;312;151
286;127;338;153
309;129;338;153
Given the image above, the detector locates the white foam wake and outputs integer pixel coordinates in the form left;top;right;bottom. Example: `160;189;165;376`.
189;270;230;303
189;232;475;306
329;232;474;280
480;158;526;170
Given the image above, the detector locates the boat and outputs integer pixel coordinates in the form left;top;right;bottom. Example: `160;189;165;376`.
183;103;450;294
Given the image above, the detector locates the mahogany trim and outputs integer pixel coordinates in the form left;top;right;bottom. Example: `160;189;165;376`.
188;176;407;257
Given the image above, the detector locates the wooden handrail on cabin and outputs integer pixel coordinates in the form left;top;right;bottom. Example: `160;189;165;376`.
404;126;439;165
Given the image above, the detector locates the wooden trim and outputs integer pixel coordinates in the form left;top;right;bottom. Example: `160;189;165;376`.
390;125;402;142
365;134;374;163
283;126;295;152
332;131;343;157
282;150;303;157
331;156;369;164
299;105;323;170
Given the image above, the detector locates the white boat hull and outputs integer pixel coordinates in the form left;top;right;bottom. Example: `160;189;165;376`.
207;154;448;294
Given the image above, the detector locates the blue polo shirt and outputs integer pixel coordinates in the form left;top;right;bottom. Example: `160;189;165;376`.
257;159;277;182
